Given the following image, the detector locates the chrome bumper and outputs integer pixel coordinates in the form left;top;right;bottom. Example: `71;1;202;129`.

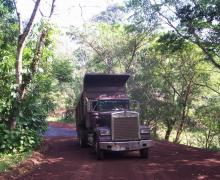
99;140;153;151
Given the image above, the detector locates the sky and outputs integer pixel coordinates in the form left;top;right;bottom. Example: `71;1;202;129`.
16;0;124;56
17;0;123;27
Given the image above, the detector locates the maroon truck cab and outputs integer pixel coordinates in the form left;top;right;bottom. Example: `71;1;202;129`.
75;73;152;159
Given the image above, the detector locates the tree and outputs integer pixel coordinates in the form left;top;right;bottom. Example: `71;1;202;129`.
128;0;220;69
195;97;220;148
69;23;149;74
127;0;220;143
128;34;213;142
173;0;220;69
91;4;126;24
0;0;18;124
155;40;213;142
7;0;56;129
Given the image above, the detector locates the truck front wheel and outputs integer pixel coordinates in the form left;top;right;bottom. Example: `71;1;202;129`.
140;148;149;159
95;141;104;160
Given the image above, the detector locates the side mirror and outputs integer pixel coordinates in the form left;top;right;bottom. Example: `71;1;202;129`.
87;100;98;112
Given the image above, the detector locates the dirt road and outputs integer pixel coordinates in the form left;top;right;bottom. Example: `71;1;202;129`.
8;123;220;180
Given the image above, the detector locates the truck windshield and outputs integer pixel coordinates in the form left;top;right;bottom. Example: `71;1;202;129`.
98;100;129;112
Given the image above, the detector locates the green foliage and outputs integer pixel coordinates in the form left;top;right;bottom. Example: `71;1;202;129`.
0;0;219;157
92;4;126;24
176;0;220;42
0;59;60;153
127;0;220;68
157;32;186;53
70;23;150;74
195;98;220;149
0;124;42;153
49;57;77;111
157;123;219;150
0;57;15;122
0;0;17;123
126;0;158;33
68;4;220;146
0;0;14;15
0;0;18;52
0;151;32;172
64;2;220;149
58;115;75;123
52;58;74;83
0;0;66;154
175;0;220;64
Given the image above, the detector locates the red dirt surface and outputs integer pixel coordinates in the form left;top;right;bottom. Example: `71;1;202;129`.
10;139;220;180
1;122;220;180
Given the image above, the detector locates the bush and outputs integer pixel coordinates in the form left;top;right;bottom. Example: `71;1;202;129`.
18;100;49;135
0;124;42;153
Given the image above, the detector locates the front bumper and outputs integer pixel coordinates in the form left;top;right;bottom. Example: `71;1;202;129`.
99;140;153;151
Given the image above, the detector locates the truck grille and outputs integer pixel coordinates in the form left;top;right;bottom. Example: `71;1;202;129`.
112;112;139;141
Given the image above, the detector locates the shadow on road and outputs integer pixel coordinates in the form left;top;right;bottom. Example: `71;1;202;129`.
18;135;220;180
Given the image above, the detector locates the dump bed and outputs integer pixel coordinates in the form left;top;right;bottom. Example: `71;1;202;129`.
83;73;130;99
76;73;130;130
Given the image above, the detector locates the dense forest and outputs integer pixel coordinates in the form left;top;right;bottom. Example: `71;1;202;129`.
0;0;220;158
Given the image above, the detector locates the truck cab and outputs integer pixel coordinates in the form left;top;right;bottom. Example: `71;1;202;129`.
75;74;152;159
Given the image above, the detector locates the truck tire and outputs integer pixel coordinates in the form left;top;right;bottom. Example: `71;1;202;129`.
140;148;149;159
95;141;104;160
79;131;87;148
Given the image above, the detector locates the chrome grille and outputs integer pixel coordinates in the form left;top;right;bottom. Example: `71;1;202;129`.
112;111;139;141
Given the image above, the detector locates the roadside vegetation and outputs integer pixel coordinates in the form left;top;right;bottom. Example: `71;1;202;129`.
0;0;219;173
156;123;219;150
0;151;32;172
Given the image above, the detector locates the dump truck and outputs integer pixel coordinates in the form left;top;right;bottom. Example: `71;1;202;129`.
75;73;152;159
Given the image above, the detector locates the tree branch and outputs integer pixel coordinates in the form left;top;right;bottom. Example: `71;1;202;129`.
49;0;56;18
194;38;220;69
20;0;56;99
12;0;22;33
195;83;220;95
21;0;41;43
156;6;220;70
159;60;181;97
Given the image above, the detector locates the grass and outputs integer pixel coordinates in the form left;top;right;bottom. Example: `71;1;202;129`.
0;151;32;173
46;116;60;122
156;123;220;150
46;116;75;123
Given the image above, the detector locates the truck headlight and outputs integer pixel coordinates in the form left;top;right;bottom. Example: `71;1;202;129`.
99;128;111;136
140;128;150;134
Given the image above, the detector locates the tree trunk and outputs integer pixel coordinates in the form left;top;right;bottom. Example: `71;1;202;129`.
152;120;158;138
218;134;220;147
6;99;20;129
174;121;184;143
174;79;192;143
16;39;25;86
8;30;47;129
165;126;173;141
165;118;176;141
6;0;56;129
174;103;187;143
7;38;25;129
